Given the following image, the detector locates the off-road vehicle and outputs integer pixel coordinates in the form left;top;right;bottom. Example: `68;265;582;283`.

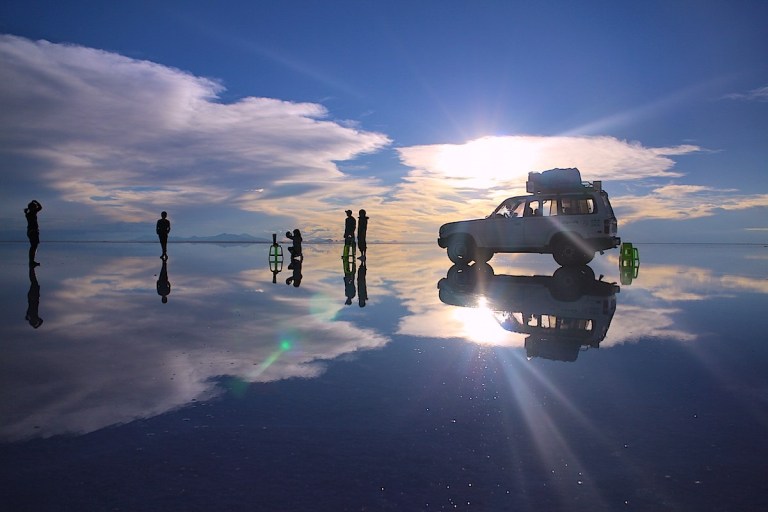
437;168;620;266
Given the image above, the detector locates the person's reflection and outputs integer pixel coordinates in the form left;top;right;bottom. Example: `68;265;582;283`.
156;259;171;303
286;257;303;287
357;260;368;307
344;261;356;305
26;264;43;328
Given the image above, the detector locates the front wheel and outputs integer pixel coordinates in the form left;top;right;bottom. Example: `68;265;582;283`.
552;237;594;266
447;235;476;264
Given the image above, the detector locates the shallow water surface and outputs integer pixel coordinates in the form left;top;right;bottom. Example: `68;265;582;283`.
1;242;766;511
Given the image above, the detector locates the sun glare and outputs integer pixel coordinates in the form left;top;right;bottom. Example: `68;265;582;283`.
435;137;542;188
451;298;525;346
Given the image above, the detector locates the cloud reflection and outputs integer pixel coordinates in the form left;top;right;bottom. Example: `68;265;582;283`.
1;242;766;440
0;245;390;441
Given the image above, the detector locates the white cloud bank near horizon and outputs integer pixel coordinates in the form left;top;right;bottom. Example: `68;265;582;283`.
1;35;766;242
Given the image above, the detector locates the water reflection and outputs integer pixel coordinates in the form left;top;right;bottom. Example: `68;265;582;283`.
25;264;43;328
1;244;392;441
156;258;171;303
1;242;766;443
357;261;368;307
286;256;303;287
438;264;618;361
343;256;356;305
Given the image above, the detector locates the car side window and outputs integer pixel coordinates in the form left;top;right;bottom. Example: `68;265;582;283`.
559;196;595;215
527;198;555;217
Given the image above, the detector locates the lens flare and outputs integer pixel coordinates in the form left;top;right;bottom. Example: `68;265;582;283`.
251;338;294;378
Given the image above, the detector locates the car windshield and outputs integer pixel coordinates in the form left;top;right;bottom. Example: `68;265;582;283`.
492;199;524;218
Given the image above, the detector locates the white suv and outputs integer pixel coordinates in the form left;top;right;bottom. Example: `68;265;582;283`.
437;169;621;266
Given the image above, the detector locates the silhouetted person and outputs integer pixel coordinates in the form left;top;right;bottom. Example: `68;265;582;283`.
357;209;368;260
24;200;43;265
286;257;303;287
156;259;171;303
344;264;356;305
26;265;43;328
286;229;303;260
156;211;171;259
343;209;356;247
357;260;368;307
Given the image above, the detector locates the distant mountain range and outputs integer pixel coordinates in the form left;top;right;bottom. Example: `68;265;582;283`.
166;233;338;243
0;231;372;243
169;233;270;243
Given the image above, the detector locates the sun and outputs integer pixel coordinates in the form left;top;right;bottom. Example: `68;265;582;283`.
451;298;526;347
434;136;543;188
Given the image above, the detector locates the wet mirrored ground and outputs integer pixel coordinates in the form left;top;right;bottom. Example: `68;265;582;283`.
1;241;767;511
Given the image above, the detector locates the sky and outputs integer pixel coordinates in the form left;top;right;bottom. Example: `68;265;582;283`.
1;0;767;243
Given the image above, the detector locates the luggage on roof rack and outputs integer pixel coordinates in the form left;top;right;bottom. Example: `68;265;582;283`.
526;168;584;194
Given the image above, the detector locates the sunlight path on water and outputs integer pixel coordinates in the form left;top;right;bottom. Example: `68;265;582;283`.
495;348;613;509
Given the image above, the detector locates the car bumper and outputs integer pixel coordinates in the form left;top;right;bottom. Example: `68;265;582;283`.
592;236;621;251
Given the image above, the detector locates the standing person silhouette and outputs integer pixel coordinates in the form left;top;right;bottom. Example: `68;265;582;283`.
343;209;356;248
156;211;171;259
24;200;43;266
357;209;368;261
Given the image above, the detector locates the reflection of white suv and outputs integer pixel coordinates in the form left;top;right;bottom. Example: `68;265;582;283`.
437;264;619;360
437;168;621;266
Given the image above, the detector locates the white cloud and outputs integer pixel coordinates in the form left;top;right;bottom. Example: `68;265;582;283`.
0;35;390;229
397;135;696;187
382;135;702;241
613;184;768;224
2;35;765;243
723;85;768;102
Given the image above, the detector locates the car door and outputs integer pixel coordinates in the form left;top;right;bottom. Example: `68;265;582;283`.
477;200;524;249
522;197;557;249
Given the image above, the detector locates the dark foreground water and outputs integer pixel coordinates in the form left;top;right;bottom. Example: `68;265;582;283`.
1;241;767;512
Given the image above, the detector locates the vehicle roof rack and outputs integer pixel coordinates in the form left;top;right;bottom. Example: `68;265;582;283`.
526;168;601;194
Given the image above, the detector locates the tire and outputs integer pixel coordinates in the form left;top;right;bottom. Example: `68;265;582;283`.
552;236;594;266
551;265;593;301
447;235;476;264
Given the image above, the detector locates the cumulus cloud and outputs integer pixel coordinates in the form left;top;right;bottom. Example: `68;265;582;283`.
613;184;768;224
397;135;695;187
2;35;765;243
0;35;390;231
383;135;702;241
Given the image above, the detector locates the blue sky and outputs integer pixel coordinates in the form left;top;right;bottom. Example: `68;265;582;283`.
1;0;767;243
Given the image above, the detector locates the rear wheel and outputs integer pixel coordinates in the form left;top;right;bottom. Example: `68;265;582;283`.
552;265;594;301
447;235;476;264
552;236;594;266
